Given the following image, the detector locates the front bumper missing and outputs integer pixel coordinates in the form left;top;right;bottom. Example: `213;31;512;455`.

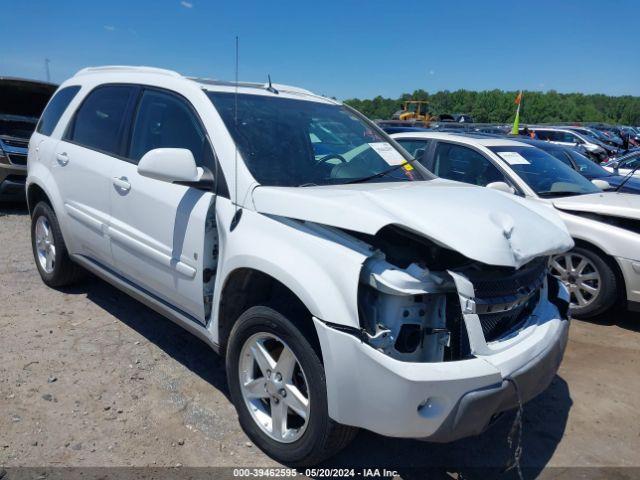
314;278;570;440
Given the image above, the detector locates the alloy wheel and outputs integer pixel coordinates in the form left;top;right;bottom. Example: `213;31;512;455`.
550;253;601;308
238;332;310;443
35;216;56;274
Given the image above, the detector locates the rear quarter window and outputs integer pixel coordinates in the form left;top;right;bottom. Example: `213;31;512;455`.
36;86;81;136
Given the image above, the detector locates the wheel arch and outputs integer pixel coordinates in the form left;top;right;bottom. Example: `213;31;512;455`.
27;182;53;214
217;267;323;359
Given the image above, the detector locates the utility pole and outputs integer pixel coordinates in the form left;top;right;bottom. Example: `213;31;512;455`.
45;58;51;82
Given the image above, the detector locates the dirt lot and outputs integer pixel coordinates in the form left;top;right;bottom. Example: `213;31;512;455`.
1;203;639;478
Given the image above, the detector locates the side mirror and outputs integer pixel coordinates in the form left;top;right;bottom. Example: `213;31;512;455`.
610;161;620;174
137;148;214;190
486;181;515;195
591;179;611;190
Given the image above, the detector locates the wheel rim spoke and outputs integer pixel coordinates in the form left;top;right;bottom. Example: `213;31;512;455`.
270;398;287;439
578;282;598;295
550;259;566;276
276;347;296;382
284;384;309;420
243;378;269;399
250;341;277;376
580;272;599;281
576;258;588;274
574;288;588;306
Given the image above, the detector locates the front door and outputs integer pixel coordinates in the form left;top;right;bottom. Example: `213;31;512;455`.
108;88;215;323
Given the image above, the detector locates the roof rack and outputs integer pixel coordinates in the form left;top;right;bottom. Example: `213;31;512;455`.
74;65;182;78
189;77;323;99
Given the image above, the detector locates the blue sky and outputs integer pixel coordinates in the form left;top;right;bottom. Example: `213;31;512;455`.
3;0;639;99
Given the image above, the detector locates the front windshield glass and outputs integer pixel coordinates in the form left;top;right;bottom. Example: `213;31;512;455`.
489;146;600;197
208;92;429;187
566;149;612;177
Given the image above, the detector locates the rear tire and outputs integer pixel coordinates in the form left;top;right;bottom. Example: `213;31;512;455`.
550;246;618;318
31;201;84;287
226;306;357;466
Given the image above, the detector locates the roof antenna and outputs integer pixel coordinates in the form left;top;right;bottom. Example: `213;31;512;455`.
266;74;279;94
230;35;243;230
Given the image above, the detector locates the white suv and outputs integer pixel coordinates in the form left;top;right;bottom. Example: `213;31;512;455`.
27;66;573;465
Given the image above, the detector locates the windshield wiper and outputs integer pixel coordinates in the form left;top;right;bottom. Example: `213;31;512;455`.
345;158;419;185
537;191;583;198
614;163;640;192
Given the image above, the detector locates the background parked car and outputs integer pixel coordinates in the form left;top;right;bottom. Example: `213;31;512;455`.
391;131;640;318
602;150;640;178
520;127;608;163
0;77;57;201
514;137;640;194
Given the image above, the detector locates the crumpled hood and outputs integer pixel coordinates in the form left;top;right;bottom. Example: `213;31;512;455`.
553;191;640;221
252;179;573;268
0;78;57;119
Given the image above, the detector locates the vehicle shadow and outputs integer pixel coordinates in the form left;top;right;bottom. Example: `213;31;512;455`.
61;275;230;397
0;201;29;216
581;308;640;333
319;376;572;479
61;275;572;478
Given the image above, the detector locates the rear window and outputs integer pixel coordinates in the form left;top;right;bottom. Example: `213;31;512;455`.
65;85;135;155
36;86;81;136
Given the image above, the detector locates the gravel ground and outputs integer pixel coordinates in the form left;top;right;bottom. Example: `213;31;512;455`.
1;203;639;477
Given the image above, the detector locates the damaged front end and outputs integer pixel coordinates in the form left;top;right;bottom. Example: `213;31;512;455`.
354;225;567;363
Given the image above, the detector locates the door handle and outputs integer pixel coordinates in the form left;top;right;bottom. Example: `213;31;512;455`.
56;152;69;166
112;176;131;192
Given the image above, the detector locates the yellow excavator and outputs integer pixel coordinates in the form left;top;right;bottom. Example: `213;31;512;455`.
392;100;434;122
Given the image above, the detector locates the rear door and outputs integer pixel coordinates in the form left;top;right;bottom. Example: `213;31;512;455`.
108;87;216;323
54;85;137;265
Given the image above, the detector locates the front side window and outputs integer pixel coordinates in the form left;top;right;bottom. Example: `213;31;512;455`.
396;139;430;162
65;85;135;155
432;142;507;187
36;86;81;136
129;89;212;167
489;146;600;197
207;92;431;187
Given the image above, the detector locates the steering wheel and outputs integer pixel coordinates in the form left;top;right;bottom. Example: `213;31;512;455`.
314;153;347;167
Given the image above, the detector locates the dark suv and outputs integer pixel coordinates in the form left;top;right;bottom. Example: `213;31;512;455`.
0;78;57;201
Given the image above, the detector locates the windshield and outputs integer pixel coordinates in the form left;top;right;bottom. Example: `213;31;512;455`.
489;146;601;197
566;149;612;177
208;92;429;187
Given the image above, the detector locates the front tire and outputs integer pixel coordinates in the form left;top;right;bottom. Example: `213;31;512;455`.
226;306;357;465
550;246;618;318
31;201;84;287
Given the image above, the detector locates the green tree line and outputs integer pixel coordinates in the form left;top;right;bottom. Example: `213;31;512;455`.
344;89;640;125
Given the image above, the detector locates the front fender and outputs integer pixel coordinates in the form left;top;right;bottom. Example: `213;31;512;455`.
213;205;370;338
559;210;640;260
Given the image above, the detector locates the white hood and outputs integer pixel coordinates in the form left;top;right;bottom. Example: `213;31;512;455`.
553;192;640;221
252;179;573;269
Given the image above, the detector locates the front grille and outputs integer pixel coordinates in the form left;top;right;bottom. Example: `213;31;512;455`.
478;291;540;341
463;258;547;298
454;258;548;343
8;153;27;166
1;137;29;149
